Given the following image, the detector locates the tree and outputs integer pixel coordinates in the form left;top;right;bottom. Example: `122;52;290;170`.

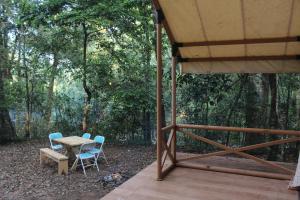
0;1;16;142
268;74;280;160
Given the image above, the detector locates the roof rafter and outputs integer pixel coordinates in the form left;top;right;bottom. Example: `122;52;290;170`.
175;36;300;48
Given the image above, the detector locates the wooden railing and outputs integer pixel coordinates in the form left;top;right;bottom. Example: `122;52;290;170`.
158;123;300;180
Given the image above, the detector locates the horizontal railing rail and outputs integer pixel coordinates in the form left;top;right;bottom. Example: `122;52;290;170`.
177;124;300;136
171;124;299;180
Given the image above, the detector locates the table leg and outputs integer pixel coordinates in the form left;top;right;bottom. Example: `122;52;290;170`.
65;146;75;160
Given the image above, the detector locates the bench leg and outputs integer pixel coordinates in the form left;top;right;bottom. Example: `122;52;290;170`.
58;160;68;175
40;152;46;165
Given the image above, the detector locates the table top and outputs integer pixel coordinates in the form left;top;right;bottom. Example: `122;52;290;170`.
54;136;94;147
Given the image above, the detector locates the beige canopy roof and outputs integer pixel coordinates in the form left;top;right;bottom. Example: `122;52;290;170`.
153;0;300;74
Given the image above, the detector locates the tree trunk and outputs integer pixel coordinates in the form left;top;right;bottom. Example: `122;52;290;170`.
267;74;280;161
225;75;247;146
244;75;264;152
282;80;291;161
82;22;92;132
0;74;15;142
284;82;291;130
260;74;270;128
92;101;101;135
45;52;58;132
0;8;16;142
143;109;151;144
23;31;31;139
142;15;152;145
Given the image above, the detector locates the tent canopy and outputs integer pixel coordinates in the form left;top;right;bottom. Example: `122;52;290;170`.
154;0;300;74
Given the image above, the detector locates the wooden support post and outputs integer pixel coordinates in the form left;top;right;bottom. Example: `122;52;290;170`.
156;22;163;180
171;56;177;163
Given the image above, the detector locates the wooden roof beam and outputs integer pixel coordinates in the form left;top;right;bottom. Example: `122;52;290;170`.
177;55;300;63
175;36;300;48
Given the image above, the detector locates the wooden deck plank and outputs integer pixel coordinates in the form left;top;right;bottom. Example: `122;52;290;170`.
101;155;299;200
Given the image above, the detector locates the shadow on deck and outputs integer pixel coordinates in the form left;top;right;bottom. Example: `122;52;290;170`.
101;153;299;200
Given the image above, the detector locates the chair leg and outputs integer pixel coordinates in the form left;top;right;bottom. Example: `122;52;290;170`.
80;159;87;176
94;156;99;172
71;157;79;171
102;151;108;165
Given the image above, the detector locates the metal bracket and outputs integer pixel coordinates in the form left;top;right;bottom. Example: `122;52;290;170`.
155;9;164;24
172;43;183;57
176;56;188;63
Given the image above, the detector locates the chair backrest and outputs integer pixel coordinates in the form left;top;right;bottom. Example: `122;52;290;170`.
94;135;105;150
94;135;105;144
79;142;96;154
49;132;63;140
82;133;91;139
49;132;63;148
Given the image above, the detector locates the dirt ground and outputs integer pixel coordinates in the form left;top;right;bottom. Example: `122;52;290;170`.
0;140;156;200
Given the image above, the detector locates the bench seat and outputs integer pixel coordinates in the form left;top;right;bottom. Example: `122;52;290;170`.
40;148;68;175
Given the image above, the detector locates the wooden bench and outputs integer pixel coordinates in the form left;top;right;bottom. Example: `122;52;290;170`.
40;148;68;175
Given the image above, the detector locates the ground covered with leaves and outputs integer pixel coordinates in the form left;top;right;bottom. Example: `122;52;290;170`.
0;140;156;200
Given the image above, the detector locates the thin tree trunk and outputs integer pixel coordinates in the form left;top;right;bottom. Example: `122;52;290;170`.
244;75;264;153
22;28;31;139
0;59;15;142
45;52;58;132
285;82;291;130
225;75;247;146
261;74;270;128
82;22;92;132
17;35;22;76
23;32;31;139
9;31;18;73
142;109;151;144
0;6;16;142
268;74;280;161
282;80;291;161
0;73;15;142
142;13;152;145
294;87;300;160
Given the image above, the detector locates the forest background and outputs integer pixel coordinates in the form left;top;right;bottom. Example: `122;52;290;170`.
1;0;300;162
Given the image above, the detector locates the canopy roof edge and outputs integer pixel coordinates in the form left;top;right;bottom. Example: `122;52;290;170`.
153;0;300;74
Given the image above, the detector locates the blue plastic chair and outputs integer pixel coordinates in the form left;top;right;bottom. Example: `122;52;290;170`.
48;132;63;151
72;142;99;176
89;136;108;164
82;133;91;139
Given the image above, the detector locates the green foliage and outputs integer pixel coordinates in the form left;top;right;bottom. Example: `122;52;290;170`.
2;0;300;161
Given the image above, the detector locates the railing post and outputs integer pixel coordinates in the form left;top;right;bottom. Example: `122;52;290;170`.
171;56;177;163
156;10;163;181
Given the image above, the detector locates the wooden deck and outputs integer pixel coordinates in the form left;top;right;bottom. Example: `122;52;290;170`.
101;155;299;200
